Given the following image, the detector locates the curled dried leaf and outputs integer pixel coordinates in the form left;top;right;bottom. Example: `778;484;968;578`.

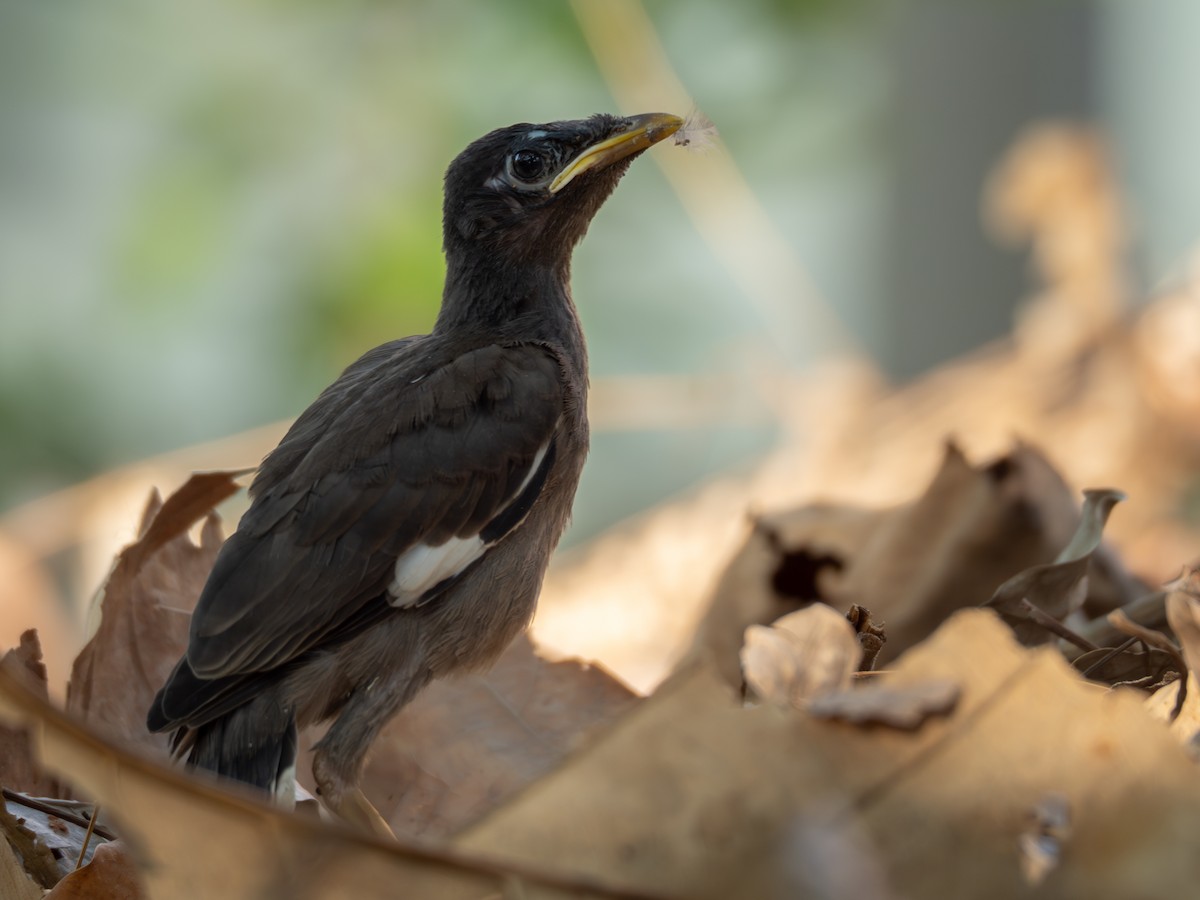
807;678;960;730
0;832;41;900
44;841;146;900
1165;568;1200;679
1;793;112;880
984;488;1125;646
66;473;235;752
1055;489;1126;564
846;605;886;672
0;631;55;796
1146;674;1200;754
740;604;861;708
0;803;59;889
1073;645;1179;688
1107;609;1183;659
1108;609;1188;716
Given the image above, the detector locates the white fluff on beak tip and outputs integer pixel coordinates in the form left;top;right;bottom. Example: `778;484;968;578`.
674;110;719;151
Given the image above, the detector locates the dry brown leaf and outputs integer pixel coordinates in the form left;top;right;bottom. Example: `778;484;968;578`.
984;123;1125;362
693;441;1141;686
984;556;1089;648
459;660;844;899
1072;646;1177;688
1145;674;1200;754
0;801;59;890
1165;566;1200;677
459;610;1200;899
0;630;56;795
688;502;884;688
118;471;245;571
740;604;861;708
301;633;639;841
984;487;1125;647
44;841;146;900
0;532;77;701
1135;283;1200;442
845;614;1200;899
807;679;960;730
824;447;1135;656
4;630;47;687
847;604;887;671
1072;587;1169;652
66;473;237;752
534;477;758;694
1108;609;1184;661
1;793;112;880
0;664;656;900
0;831;41;900
1141;570;1200;747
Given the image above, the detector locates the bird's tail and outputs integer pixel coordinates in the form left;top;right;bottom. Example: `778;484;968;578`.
178;697;299;805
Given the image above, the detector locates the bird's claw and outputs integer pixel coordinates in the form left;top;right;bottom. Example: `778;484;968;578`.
336;786;396;840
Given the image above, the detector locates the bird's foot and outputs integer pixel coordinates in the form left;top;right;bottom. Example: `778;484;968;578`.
313;750;395;840
337;786;396;840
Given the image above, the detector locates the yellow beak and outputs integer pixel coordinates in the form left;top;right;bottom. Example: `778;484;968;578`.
548;112;683;194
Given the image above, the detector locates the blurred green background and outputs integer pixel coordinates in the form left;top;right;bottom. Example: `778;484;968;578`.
1;0;1198;544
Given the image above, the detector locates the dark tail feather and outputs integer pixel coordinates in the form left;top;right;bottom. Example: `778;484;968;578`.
183;697;298;804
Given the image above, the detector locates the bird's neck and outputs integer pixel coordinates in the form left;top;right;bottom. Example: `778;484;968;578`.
436;254;586;361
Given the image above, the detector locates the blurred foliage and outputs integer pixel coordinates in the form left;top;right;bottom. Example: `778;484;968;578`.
113;159;233;313
0;0;885;525
296;195;446;369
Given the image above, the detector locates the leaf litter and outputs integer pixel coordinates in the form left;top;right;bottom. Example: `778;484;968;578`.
5;461;1200;897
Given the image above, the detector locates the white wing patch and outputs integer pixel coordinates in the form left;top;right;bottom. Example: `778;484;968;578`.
273;761;297;809
384;436;555;609
387;535;486;608
512;440;550;500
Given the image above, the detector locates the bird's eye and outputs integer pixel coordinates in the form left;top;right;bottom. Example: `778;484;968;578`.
508;149;548;184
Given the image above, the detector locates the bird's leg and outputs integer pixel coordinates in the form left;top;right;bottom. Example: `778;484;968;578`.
311;667;429;840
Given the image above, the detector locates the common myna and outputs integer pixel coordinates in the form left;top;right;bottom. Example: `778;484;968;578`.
148;112;683;835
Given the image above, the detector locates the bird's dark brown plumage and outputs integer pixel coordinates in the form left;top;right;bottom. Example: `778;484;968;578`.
147;112;682;833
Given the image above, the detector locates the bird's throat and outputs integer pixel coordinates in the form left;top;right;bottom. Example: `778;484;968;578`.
437;254;576;336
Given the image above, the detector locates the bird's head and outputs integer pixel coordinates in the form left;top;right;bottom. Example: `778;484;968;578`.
442;112;682;266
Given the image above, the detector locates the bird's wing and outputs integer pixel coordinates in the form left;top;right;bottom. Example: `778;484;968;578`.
183;338;564;679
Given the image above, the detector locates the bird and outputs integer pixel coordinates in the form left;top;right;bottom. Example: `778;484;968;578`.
147;112;683;836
